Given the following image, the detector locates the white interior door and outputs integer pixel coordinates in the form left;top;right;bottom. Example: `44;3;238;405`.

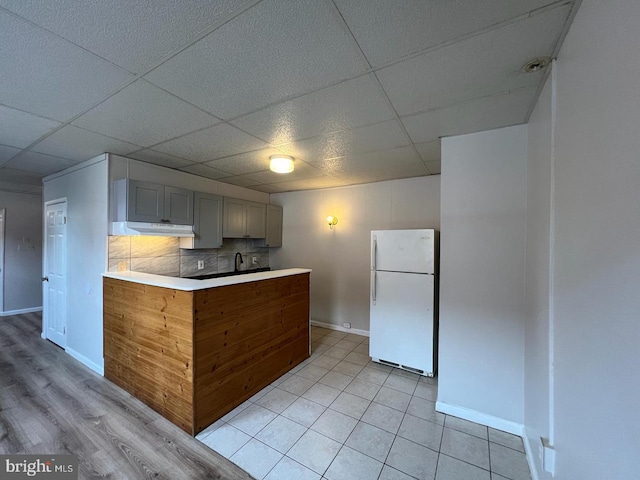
44;200;67;348
370;270;434;375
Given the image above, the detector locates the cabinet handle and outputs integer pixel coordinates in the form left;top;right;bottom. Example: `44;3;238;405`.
244;235;250;238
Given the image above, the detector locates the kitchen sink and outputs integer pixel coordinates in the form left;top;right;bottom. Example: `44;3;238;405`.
187;267;271;280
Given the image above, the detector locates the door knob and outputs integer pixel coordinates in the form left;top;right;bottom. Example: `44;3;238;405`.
41;276;49;282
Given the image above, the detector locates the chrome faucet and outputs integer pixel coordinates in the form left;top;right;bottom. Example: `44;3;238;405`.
234;252;244;272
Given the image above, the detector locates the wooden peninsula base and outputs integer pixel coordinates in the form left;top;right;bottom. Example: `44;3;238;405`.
103;270;310;435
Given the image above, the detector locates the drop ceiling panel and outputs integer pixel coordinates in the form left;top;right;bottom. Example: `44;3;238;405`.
268;175;353;192
126;149;195;169
153;123;268;162
205;148;285;176
377;5;571;116
0;0;249;73
232;74;396;145
334;0;554;67
144;0;368;119
248;184;288;194
72;80;220;147
242;161;325;185
313;146;420;175
0;11;133;121
4;151;79;175
424;160;441;175
272;119;409;163
0;105;61;148
178;164;230;180
31;125;139;161
0;144;21;165
402;87;537;144
336;161;429;185
214;176;260;188
415;140;441;164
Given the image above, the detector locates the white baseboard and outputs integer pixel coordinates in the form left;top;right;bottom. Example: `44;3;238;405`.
435;401;524;436
523;426;541;480
310;319;369;337
65;347;104;376
1;306;43;316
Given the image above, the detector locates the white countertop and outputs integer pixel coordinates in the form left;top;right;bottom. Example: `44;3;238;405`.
103;268;312;291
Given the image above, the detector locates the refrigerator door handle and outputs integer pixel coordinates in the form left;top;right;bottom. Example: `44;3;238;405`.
371;236;377;270
371;270;376;304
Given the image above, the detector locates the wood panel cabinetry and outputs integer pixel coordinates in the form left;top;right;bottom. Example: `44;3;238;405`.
103;273;310;435
223;197;266;238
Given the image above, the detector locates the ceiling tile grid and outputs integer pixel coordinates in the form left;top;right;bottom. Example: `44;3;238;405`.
375;4;572;117
144;0;369;119
0;10;134;121
0;0;578;191
71;80;222;147
153;123;269;163
0;0;251;73
0;105;61;149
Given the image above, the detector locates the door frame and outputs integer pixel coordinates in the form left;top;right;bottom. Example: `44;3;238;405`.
42;198;68;345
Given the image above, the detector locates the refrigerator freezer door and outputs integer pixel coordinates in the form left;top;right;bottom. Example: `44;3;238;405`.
371;229;434;274
369;270;434;375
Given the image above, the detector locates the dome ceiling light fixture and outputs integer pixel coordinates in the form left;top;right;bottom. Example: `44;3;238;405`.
521;56;551;73
269;155;295;173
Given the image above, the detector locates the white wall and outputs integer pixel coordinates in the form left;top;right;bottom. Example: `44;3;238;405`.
524;73;553;478
546;0;640;477
0;188;43;313
270;176;440;332
439;125;527;430
43;156;108;373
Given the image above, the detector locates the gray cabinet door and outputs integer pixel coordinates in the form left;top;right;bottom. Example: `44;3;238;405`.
246;201;266;238
164;186;193;225
223;197;246;237
127;180;163;222
193;193;223;248
265;204;283;247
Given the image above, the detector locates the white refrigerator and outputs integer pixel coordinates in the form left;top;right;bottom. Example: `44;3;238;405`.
369;229;437;377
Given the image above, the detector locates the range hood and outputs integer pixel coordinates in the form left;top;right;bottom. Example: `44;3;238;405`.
110;221;195;237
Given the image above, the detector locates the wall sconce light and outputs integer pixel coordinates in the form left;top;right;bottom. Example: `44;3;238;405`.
269;155;295;173
327;216;338;229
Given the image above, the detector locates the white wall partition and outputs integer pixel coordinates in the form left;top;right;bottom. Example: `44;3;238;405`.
539;0;640;478
270;176;440;333
524;72;554;478
43;155;109;374
438;125;527;430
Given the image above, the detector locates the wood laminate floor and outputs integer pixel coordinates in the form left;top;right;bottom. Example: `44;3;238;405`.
0;312;254;480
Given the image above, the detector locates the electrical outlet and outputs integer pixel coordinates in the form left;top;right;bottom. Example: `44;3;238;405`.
343;322;351;329
252;256;257;265
197;260;204;270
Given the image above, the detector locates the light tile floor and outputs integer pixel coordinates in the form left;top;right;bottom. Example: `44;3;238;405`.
196;326;531;480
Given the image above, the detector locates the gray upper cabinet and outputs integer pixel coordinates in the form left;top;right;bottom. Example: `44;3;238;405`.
223;197;266;238
246;201;266;238
265;204;283;247
115;179;193;225
164;186;193;225
181;192;223;249
125;179;164;223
